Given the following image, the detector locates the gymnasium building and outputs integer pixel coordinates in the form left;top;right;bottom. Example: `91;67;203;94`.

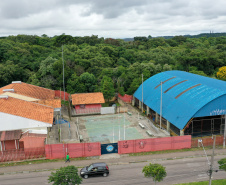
133;70;226;137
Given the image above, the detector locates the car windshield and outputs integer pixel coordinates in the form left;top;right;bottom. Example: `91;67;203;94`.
87;164;94;171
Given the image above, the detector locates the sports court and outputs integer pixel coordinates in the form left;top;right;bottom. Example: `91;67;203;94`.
80;114;144;143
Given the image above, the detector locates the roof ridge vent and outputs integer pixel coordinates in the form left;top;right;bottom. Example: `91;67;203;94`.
0;95;8;99
3;89;14;92
12;81;22;84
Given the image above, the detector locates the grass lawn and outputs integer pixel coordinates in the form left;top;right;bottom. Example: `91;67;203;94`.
0;157;87;168
175;179;226;185
102;101;120;107
128;145;221;157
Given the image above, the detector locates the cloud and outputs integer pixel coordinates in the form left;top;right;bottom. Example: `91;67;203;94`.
0;0;226;38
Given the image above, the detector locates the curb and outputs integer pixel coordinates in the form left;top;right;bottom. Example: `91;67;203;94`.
1;152;226;176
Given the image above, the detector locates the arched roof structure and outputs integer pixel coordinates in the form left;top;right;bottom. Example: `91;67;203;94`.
134;70;226;130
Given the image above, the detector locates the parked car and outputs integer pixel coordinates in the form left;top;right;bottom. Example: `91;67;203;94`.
80;162;109;179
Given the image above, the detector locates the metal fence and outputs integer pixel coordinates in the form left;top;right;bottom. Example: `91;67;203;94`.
191;136;224;148
0;147;45;162
185;118;225;137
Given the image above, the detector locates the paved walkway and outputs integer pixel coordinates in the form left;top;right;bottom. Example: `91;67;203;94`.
1;148;226;174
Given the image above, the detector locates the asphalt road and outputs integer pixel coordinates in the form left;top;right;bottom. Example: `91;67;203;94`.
0;156;225;185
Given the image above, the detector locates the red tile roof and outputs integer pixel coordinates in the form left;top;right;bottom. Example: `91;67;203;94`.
0;97;54;124
71;92;105;105
0;130;21;141
35;99;61;108
0;82;55;100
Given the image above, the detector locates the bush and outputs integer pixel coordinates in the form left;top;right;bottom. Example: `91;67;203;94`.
48;165;82;185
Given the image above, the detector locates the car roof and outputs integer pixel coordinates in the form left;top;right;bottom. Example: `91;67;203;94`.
92;162;107;167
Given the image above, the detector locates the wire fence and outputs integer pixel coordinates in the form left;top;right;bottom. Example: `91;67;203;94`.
191;136;224;148
0;147;45;162
185;118;225;137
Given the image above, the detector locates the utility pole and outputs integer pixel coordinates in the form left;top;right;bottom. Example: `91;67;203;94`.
198;139;210;166
223;115;226;148
60;88;62;119
118;109;120;141
124;109;125;140
62;45;65;103
142;73;143;113
160;81;162;129
113;117;115;143
209;135;216;185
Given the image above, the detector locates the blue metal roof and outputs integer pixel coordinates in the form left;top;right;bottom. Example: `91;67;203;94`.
134;70;226;130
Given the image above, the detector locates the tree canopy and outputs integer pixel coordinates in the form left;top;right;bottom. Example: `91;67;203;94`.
101;76;115;102
0;34;226;95
218;158;226;171
142;163;167;184
216;66;226;80
48;165;82;185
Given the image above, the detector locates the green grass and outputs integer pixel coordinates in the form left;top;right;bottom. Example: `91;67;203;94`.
102;103;110;107
175;179;226;185
0;157;87;168
61;100;69;106
128;145;222;157
102;101;121;107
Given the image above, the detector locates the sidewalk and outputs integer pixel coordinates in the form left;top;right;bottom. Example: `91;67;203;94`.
1;148;226;175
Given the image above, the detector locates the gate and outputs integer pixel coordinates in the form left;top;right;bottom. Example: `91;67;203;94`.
101;143;118;154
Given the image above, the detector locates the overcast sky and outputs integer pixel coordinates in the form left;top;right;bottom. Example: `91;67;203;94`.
0;0;226;38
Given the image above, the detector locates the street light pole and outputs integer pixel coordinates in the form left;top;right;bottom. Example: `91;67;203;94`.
160;81;162;129
199;136;216;185
223;115;226;148
124;110;125;140
113;116;115;143
142;73;143;113
198;139;210;166
118;109;120;141
113;124;114;143
209;135;216;185
62;45;65;103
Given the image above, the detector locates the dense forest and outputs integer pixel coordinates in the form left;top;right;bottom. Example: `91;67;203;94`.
0;34;226;99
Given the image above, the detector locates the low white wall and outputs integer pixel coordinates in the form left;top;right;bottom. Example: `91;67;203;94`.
0;112;52;131
101;107;115;114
